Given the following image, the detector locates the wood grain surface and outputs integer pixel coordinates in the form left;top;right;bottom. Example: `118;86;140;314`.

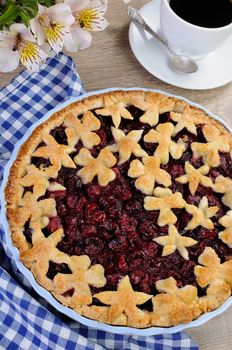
0;0;231;348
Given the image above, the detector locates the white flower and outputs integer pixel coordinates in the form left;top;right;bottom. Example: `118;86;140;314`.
63;0;109;52
0;23;47;72
30;3;75;54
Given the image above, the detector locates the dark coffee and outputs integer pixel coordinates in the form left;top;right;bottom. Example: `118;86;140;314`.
169;0;232;28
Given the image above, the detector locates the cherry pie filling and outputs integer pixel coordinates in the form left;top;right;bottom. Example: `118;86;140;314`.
23;107;232;308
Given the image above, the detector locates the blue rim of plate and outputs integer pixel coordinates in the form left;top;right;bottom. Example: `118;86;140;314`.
1;87;232;336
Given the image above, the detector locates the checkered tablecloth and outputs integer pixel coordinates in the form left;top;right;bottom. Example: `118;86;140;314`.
0;53;198;350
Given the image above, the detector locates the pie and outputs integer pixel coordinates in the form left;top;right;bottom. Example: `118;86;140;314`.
5;90;232;328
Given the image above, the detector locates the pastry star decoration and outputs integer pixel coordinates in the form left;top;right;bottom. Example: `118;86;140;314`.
175;162;213;195
151;277;199;326
108;127;147;165
170;102;202;136
94;276;152;326
191;124;231;167
194;247;232;288
129;93;174;127
32;134;76;173
144;187;186;226
53;255;106;308
20;229;69;291
185;196;218;230
213;175;232;209
9;191;56;228
128;155;171;195
95;94;133;128
74;148;117;186
154;224;197;260
19;164;65;198
219;211;232;248
144;122;185;165
64;111;101;148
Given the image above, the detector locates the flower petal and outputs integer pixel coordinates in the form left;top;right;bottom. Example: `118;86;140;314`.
19;42;48;72
10;23;28;34
90;16;108;31
37;4;46;15
30;18;46;46
78;5;108;31
70;27;92;50
40;42;54;57
10;23;36;42
90;0;108;14
46;4;75;26
44;24;69;54
0;31;16;49
65;0;90;12
0;47;19;72
63;32;79;52
46;3;71;16
0;30;13;41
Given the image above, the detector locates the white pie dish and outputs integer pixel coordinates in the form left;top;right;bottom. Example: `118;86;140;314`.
0;87;232;336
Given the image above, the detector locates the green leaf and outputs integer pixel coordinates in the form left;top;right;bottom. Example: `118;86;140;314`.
0;4;19;25
19;8;31;25
38;0;56;6
21;0;38;16
17;0;38;25
0;0;56;28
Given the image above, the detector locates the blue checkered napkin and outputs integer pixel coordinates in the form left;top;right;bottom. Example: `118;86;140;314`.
0;54;198;350
0;53;85;180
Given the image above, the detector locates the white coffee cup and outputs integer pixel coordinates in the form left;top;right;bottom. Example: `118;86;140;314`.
160;0;232;59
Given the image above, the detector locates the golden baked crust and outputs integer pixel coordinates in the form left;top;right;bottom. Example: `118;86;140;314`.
4;90;232;328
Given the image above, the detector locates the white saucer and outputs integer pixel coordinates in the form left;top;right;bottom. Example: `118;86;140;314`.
128;0;232;90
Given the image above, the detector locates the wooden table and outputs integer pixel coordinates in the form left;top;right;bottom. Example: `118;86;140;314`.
0;0;231;348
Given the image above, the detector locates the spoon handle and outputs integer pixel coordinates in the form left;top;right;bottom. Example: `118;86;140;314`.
127;6;168;48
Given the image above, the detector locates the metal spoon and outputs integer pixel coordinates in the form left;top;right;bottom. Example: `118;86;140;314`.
127;6;198;74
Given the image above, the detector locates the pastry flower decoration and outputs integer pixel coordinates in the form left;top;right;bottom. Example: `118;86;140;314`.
156;277;198;304
144;187;186;227
32;133;76;176
213;175;232;209
144;123;185;165
74;148;117;186
129;93;174;127
170;102;202;136
151;277;199;326
53;255;106;308
191;124;231;167
19;164;65;198
96;94;133;128
9;191;56;229
175;162;213;195
108;127;147;164
128;155;171;195
94;275;152;326
194;247;232;288
20;229;69;291
185;196;218;230
219;211;232;248
64;111;101;148
154;224;197;260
